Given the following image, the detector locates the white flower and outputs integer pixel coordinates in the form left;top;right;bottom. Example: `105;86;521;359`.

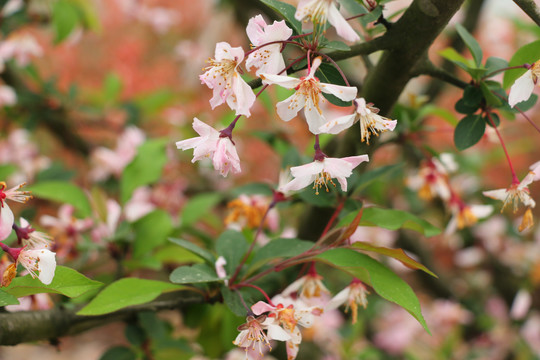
319;98;397;142
246;15;292;76
176;118;241;176
260;57;357;134
282;272;330;306
508;61;540;108
0;182;32;240
280;154;369;194
1;0;24;17
233;314;290;356
18;217;53;249
0;85;17;107
17;247;56;285
295;0;360;42
200;42;256;117
326;280;369;324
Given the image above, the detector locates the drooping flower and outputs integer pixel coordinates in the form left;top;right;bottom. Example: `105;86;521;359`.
233;314;290;357
326;279;369;324
445;202;493;235
246;15;292;76
282;268;330;306
319;98;397;143
406;154;457;201
200;42;256;117
260;57;357;134
280;154;369;195
508;60;540;108
252;297;322;360
295;0;360;42
176;118;241;176
0;182;32;240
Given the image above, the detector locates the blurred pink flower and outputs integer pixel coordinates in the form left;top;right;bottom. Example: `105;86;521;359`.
510;289;532;320
326;279;369;324
124;186;156;222
0;85;16;107
6;293;53;312
0;32;43;67
0;182;31;240
407;154;457;201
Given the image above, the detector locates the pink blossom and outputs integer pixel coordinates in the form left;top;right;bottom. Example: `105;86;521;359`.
0;32;43;67
17;217;53;249
260;57;357;134
280;154;369;194
0;85;17;107
295;0;360;42
124;187;156;222
200;42;256;117
135;6;179;34
282;272;330;306
6;293;53;312
510;289;532;320
246;15;292;76
233;314;290;357
0;182;32;240
319;98;397;143
176;118;241;177
407;155;456;201
91;199;121;243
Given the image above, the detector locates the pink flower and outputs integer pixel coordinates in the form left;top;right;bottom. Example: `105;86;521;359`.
282;271;330;306
407;154;456;201
16;217;53;249
124;187;156;222
246;15;292;76
0;85;16;107
233;314;290;357
319;98;397;143
200;42;256;117
261;57;357;133
0;182;32;240
135;6;179;34
176;118;241;177
0;32;43;67
280;154;369;194
252;298;322;360
295;0;360;42
508;60;539;108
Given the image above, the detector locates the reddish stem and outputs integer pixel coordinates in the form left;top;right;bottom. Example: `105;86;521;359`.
482;64;530;80
234;283;275;306
485;112;519;184
320;197;346;238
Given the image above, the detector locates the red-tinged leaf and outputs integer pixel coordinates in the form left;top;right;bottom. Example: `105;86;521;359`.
352;242;437;278
342;209;364;240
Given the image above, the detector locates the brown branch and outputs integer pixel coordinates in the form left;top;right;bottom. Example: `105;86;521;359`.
0;291;206;346
513;0;540;27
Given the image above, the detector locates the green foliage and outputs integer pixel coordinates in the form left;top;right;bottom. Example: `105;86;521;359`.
338;207;441;237
29;181;92;217
52;0;80;43
99;346;137;360
454;114;485;151
0;289;20;306
503;40;540;89
180;193;222;227
132;210;173;258
249;238;314;272
259;0;303;35
0;164;17;179
455;24;483;67
169;238;216;263
221;286;259;317
5;266;103;298
170;263;222;284
320;40;351;52
103;72;123;104
77;278;183;315
120;138;168;203
316;248;429;332
216;230;248;275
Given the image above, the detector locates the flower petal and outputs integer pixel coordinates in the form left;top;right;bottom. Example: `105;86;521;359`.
509;70;535;108
0;204;14;241
327;2;360;42
320;83;357;101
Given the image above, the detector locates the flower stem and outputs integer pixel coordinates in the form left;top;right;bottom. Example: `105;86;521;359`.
320;197;346;238
482;64;530;80
234;283;275;306
232;288;253;314
485;112;519;184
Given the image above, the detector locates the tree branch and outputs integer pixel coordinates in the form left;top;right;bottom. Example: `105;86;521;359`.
513;0;540;27
412;59;468;89
0;291;206;346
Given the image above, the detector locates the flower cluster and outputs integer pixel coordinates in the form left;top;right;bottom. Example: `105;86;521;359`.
0;182;57;286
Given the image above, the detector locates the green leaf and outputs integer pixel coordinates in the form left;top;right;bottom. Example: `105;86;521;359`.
169;238;215;263
77;278;183;316
71;0;101;31
350;163;403;193
316;248;429;332
154;244;205;264
485;57;508;75
135;90;175;114
120;139;167;203
503;40;540;89
338;207;440;237
480;82;502;107
103;72;123;104
417;105;458;126
180;193;222;227
297;185;338;207
5;266;103;298
221;286;257;317
321;40;351;52
99;346;137;360
216;230;248;275
259;0;303;35
315;63;352;107
250;238;313;271
438;48;471;71
454;98;479;115
351;242;437;277
29;181;92;217
0;289;20;306
455;24;483;67
52;0;80;43
462;86;483;108
454;114;485;150
484;112;500;127
132;210;173;258
169;263;222;284
0;164;17;179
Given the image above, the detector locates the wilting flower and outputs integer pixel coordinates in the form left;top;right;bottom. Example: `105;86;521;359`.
282;269;330;306
326;279;369;324
225;194;279;231
445;192;493;235
233;314;290;357
260;57;357;134
200;42;256;117
0;182;32;240
176;118;241;176
252;297;322;360
246;15;292;76
508;60;540;108
319;98;397;143
407;154;457;201
280;154;369;195
295;0;360;42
